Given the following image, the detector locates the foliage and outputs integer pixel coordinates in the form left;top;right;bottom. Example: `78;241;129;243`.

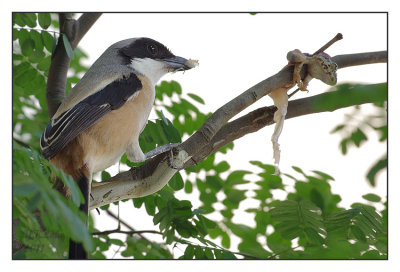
328;85;387;186
12;13;387;260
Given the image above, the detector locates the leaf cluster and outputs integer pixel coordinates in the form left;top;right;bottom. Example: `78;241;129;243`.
328;84;387;186
12;13;92;259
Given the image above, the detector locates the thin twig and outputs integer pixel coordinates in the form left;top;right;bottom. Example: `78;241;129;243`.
288;88;300;98
13;26;60;35
313;33;343;55
105;210;151;242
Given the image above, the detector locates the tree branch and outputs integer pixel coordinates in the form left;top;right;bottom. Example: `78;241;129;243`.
105;210;151;242
88;50;387;210
46;13;102;118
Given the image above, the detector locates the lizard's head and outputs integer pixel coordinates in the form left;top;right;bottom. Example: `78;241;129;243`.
309;53;338;86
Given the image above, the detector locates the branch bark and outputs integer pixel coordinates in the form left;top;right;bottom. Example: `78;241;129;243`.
46;13;102;118
88;50;387;210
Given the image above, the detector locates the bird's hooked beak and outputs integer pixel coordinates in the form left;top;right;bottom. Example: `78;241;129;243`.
163;56;199;72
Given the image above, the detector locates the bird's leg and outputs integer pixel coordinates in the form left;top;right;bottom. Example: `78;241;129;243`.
126;141;146;162
128;142;185;169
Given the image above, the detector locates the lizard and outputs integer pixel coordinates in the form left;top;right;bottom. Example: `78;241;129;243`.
268;49;338;174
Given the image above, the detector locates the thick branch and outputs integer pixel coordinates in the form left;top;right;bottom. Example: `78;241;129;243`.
332;51;387;69
88;50;387;210
46;13;101;117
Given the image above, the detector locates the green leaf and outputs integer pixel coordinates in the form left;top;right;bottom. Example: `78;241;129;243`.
144;196;156;216
21;39;35;56
312;83;387;112
310;188;325;210
194;246;205;259
197;214;217;229
38;13;51;29
41;31;54;53
184;244;194;259
59;171;82;207
362;193;381;202
224;222;256;241
214;249;237;259
187;93;205;104
184;180;193;193
270;200;325;243
13;183;38;197
221;232;230;248
37;56;51;71
30;30;44;51
153;207;168;225
101;171;111;180
14;13;27;27
109;238;124;246
204;247;214;259
206;175;223;192
225;170;251;187
351;225;366;242
238;240;271;259
311;170;335;181
132;197;145;209
17;13;37;28
28;49;46;63
267;232;291;253
374;125;387;142
169;172;184;191
330;124;345;133
159;118;181;143
350;128;368;147
62;34;74;60
366;156;387;186
156;80;182;99
361;250;386;259
292;166;305;175
215;161;230;173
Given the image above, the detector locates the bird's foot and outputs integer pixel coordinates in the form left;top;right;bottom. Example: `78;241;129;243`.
144;143;181;159
167;149;185;170
144;143;186;170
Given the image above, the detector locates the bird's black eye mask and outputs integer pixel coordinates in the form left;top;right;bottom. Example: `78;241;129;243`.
118;37;175;65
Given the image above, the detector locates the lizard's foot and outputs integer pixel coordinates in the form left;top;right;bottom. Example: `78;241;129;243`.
293;63;309;92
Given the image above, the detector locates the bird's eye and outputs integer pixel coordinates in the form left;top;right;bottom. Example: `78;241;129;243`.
147;44;158;55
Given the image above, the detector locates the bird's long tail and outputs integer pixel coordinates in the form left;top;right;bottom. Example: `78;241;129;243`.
69;172;90;259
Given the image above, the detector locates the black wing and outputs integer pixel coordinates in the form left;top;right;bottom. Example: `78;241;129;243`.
40;73;142;160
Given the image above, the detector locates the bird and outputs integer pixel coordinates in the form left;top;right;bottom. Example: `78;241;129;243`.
40;37;197;259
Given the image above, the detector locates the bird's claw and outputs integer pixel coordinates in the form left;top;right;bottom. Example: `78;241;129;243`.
167;149;185;170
